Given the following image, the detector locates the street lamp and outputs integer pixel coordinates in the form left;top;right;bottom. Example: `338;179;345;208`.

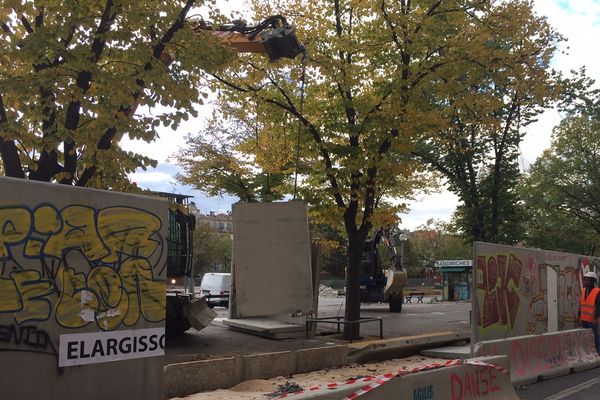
398;233;409;269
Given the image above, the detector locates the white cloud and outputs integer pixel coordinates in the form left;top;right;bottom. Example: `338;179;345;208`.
400;191;460;230
129;171;173;184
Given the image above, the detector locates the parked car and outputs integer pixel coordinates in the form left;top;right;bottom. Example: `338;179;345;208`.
200;273;231;308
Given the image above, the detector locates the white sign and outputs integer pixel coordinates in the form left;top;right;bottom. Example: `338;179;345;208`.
59;328;165;367
434;259;472;268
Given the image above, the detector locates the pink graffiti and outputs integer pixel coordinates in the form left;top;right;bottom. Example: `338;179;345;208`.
509;331;599;378
527;264;548;334
558;267;580;330
450;367;501;400
477;254;522;330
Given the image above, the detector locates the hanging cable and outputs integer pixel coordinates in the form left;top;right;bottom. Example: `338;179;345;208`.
293;51;308;200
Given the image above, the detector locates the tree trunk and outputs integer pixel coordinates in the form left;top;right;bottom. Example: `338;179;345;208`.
490;159;503;242
344;233;366;340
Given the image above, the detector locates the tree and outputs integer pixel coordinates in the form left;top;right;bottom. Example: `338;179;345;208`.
405;220;471;275
0;1;232;188
193;221;217;274
519;112;600;255
175;111;291;202
310;223;349;279
212;232;233;271
177;0;569;339
192;221;233;274
413;1;564;244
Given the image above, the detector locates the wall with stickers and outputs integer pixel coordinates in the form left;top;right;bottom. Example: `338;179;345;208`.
473;242;600;343
0;177;167;400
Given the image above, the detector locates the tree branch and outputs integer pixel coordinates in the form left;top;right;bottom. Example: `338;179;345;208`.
212;72;347;209
0;94;25;178
381;1;403;50
20;15;34;34
359;128;399;230
62;1;118;184
77;0;196;186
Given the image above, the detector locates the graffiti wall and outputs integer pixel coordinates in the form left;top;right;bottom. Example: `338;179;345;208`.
473;242;600;343
0;177;167;400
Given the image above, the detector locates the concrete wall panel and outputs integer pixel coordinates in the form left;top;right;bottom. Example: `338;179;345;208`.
232;202;313;317
473;242;600;342
0;177;167;400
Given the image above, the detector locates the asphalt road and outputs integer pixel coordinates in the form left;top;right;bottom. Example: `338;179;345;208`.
315;296;471;339
516;367;600;399
165;296;471;363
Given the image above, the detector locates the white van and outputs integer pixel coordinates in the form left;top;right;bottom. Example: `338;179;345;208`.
200;273;231;308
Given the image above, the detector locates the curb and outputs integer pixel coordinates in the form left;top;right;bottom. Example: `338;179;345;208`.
164;344;347;398
347;331;470;363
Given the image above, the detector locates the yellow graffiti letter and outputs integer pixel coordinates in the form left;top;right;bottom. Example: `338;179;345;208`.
0;278;21;313
0;207;32;259
87;266;127;331
10;270;54;324
44;206;109;261
98;207;161;263
55;267;98;328
120;258;165;326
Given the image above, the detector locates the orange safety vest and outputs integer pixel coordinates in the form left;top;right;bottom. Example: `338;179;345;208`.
580;287;600;323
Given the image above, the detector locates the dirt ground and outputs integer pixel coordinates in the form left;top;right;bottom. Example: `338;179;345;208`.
172;355;446;399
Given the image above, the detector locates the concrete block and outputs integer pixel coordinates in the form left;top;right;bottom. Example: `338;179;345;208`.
288;355;517;400
243;351;297;380
421;344;472;359
0;177;168;400
475;329;600;386
164;357;241;398
348;331;469;363
297;345;347;373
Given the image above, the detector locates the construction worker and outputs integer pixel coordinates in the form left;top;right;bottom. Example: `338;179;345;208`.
579;271;600;355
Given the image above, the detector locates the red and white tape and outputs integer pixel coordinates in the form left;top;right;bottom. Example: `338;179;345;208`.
461;359;509;375
274;358;508;399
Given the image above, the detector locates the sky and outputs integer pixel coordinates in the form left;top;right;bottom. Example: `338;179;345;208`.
122;0;600;230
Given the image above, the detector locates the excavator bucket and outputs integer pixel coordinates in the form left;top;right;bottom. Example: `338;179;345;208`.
384;269;408;296
260;26;305;61
184;296;217;331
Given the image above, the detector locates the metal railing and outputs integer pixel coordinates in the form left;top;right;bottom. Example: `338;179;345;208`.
306;316;383;342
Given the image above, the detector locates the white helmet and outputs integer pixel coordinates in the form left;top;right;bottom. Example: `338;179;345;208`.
583;271;598;281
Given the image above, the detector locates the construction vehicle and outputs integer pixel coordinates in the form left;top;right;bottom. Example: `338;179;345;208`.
360;229;407;312
189;16;305;62
153;192;206;335
156;17;305;335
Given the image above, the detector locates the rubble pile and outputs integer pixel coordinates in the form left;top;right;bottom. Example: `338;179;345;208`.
318;284;340;297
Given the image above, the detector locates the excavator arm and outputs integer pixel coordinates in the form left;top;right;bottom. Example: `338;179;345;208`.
142;15;305;116
190;15;305;61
